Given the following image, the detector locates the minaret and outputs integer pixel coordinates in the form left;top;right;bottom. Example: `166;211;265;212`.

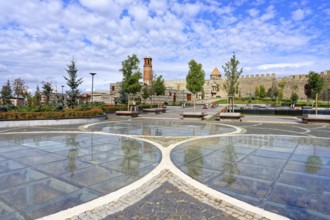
143;57;152;85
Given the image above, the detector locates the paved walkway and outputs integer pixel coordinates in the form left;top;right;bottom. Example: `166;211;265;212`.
1;108;329;220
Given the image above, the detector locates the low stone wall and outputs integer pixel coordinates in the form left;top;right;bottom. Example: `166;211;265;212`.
0;115;107;128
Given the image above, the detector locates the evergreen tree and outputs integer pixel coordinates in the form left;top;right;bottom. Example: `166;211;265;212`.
1;80;13;106
64;59;83;108
42;81;53;105
115;89;128;105
222;53;243;97
34;85;42;106
186;59;205;111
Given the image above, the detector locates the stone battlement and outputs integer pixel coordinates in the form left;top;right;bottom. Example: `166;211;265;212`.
239;73;276;79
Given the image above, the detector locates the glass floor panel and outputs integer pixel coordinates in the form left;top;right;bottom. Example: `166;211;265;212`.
171;135;330;220
87;120;238;136
0;133;161;220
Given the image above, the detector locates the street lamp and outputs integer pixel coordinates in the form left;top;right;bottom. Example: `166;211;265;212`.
61;85;64;103
328;88;330;109
90;73;96;106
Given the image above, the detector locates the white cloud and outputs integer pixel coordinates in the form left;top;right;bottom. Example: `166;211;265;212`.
260;5;275;21
257;62;313;70
0;0;328;92
292;9;305;21
149;0;168;15
248;8;259;17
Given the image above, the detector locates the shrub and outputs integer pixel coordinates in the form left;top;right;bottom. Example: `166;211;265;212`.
0;107;104;120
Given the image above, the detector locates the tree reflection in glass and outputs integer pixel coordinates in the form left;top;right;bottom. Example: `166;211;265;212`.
222;136;239;185
184;147;203;181
121;138;141;176
305;141;322;174
66;134;80;178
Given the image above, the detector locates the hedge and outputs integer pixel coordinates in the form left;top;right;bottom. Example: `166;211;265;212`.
0;107;104;120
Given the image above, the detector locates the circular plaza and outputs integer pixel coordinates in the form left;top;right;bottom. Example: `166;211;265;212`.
0;108;329;220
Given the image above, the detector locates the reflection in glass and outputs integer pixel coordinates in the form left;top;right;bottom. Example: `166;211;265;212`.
184;147;203;181
305;141;322;174
222;137;239;185
121;138;141;176
66;134;80;178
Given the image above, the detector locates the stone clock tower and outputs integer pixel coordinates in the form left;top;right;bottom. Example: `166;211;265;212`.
143;57;152;85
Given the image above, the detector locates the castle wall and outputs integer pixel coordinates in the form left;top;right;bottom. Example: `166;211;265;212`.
238;73;276;97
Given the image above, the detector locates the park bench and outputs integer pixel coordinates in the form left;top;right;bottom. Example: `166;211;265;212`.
302;114;330;124
143;108;163;114
218;112;244;121
115;111;139;117
180;112;208;120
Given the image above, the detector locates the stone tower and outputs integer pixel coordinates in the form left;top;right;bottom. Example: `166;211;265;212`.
210;67;221;80
143;57;152;85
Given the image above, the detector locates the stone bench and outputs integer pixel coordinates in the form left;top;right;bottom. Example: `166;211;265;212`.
180;112;207;120
218;113;244;121
302;114;330;124
115;111;139;117
143;108;163;114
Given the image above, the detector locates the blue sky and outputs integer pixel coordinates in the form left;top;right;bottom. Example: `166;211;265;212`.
0;0;329;93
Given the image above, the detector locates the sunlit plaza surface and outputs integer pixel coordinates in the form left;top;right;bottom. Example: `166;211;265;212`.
0;133;161;219
87;120;238;136
0;107;329;220
172;135;330;220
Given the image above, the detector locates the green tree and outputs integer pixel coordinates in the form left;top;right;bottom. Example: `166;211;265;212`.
254;85;260;99
259;85;266;99
42;81;53;105
120;54;142;110
153;75;166;106
290;92;299;107
115;89;128;105
270;80;279;102
13;78;29;100
64;59;83;108
186;59;205;111
34;85;42;106
304;83;312;102
278;80;286;105
141;86;150;105
307;71;326;114
222;53;243;97
1;80;13;106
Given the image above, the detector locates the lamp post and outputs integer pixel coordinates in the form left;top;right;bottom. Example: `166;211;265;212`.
90;73;96;106
328;88;330;109
61;85;64;104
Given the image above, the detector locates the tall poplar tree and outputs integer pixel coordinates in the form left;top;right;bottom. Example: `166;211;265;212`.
186;59;205;111
222;53;243;97
64;59;83;108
